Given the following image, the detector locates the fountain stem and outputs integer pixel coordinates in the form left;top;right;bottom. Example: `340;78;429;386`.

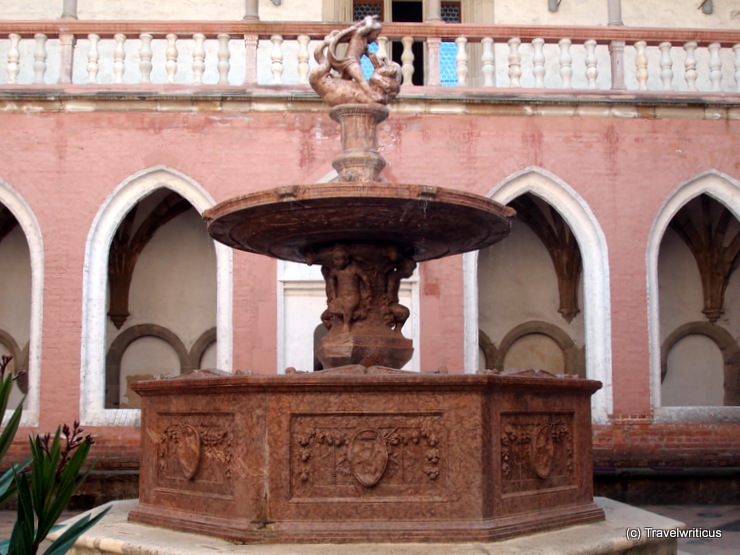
331;104;389;182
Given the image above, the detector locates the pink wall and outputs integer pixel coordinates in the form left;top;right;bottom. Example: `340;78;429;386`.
0;108;738;428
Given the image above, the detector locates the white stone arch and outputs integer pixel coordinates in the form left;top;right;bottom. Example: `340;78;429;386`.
0;178;43;427
464;166;612;423
81;166;233;426
648;169;740;423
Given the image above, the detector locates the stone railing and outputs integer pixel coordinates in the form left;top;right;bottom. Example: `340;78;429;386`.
1;20;739;94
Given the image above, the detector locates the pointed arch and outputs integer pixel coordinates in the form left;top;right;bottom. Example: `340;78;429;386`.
464;166;612;423
0;178;43;427
648;169;740;421
80;166;233;426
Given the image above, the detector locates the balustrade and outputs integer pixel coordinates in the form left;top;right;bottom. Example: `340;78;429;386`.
0;20;738;95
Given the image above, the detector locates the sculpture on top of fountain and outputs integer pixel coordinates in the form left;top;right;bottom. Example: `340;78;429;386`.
309;15;402;107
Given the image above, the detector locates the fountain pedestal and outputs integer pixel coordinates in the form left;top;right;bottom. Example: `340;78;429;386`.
129;367;604;543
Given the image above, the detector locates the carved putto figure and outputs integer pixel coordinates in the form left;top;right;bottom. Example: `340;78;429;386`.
321;244;370;332
309;15;402;107
384;252;416;332
318;244;415;336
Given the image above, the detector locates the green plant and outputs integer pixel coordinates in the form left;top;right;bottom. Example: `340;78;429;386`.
0;354;26;509
0;355;109;554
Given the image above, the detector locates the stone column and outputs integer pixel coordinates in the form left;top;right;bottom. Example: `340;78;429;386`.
425;0;442;88
607;0;623;26
59;0;78;84
426;0;442;22
61;0;77;19
330;104;388;182
608;0;625;90
244;0;259;21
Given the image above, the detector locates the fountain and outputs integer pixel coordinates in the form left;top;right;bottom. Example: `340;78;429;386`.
128;17;605;543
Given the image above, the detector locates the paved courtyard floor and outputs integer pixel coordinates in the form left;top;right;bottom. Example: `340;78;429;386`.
0;502;736;554
639;504;740;555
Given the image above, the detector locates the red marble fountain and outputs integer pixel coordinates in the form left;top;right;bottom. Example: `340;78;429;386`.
129;16;604;543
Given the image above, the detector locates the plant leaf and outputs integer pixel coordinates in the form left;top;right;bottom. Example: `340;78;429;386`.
9;471;36;555
0;457;31;507
0;393;24;463
38;444;92;540
0;372;14;416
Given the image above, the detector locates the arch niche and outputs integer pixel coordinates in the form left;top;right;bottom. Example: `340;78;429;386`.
81;167;232;426
648;169;740;420
464;166;612;423
0;178;43;427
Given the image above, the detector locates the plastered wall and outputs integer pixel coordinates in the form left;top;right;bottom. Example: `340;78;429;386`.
1;0;738;29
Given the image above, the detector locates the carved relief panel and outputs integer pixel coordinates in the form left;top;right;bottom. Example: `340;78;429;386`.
291;412;445;500
500;412;574;495
154;412;235;498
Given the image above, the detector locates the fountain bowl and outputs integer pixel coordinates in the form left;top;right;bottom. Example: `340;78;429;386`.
204;181;514;263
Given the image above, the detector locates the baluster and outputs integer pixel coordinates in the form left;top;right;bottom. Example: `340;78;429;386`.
217;34;231;85
585;39;598;89
709;42;721;92
683;41;697;91
33;34;47;84
376;36;389;61
734;44;740;93
455;36;468;86
635;40;648;90
481;37;495;87
609;40;626;90
426;36;441;86
113;33;126;83
508;37;521;87
58;33;75;85
166;34;178;83
533;38;545;88
7;34;20;84
87;34;100;83
558;38;572;88
401;36;415;85
659;41;673;90
139;33;153;83
297;34;310;84
192;33;205;84
270;34;283;84
244;34;258;85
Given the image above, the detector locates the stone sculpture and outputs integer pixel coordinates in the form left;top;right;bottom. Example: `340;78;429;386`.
321;244;370;333
132;19;604;546
205;17;512;370
317;244;416;335
384;250;416;332
309;15;402;107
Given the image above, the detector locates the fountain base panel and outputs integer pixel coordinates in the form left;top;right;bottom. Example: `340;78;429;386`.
129;367;603;544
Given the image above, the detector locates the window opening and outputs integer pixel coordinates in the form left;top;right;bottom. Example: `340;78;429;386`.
391;1;424;86
440;1;461;86
353;2;384;81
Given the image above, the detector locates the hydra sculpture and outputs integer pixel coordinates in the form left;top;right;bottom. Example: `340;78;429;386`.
309;15;402;107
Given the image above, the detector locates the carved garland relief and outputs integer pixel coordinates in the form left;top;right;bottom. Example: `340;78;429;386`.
292;414;444;498
155;413;235;496
500;412;574;494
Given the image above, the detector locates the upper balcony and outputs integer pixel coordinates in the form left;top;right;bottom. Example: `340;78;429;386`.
0;19;739;111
